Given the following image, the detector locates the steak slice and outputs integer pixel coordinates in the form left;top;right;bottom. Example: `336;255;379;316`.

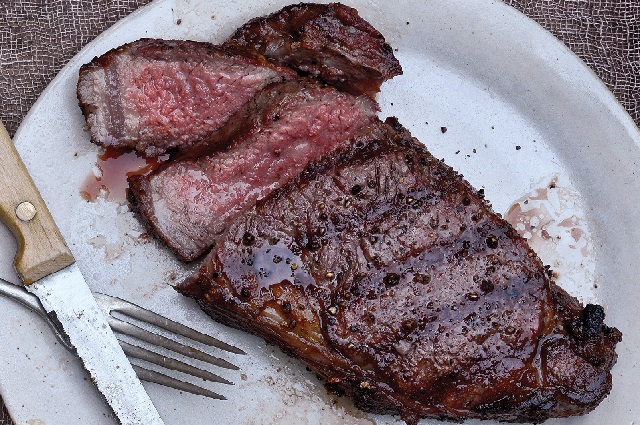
128;80;378;261
226;2;402;96
77;38;296;156
176;118;621;424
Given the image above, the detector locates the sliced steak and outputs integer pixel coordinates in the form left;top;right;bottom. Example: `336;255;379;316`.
177;118;621;424
77;38;296;156
226;2;402;96
129;80;378;261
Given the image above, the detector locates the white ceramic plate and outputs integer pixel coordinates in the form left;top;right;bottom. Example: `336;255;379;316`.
1;0;639;423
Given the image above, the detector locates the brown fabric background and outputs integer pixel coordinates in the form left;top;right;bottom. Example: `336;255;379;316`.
0;0;637;423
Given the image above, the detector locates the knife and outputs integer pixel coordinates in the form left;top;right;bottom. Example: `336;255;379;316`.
0;120;164;424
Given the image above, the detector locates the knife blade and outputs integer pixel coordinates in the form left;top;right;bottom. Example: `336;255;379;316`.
0;120;164;424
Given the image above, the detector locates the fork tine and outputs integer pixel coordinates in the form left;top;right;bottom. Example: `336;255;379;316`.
120;340;233;385
0;283;240;398
132;365;227;400
107;316;240;370
93;293;245;355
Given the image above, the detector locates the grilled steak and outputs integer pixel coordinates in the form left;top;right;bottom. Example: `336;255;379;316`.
77;4;402;156
176;117;621;424
226;3;402;96
129;80;378;261
77;38;296;156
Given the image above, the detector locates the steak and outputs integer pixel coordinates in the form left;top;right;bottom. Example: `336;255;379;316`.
77;38;296;156
176;117;621;424
77;3;402;156
129;80;378;261
226;3;402;96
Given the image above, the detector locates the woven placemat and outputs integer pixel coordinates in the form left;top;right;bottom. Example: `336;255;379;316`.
0;1;637;423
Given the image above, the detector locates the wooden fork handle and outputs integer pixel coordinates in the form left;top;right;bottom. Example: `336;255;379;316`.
0;121;74;284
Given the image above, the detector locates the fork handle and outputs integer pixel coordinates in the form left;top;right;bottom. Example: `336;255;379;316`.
0;121;74;284
0;278;74;351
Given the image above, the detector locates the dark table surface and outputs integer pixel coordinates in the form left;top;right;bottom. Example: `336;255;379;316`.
0;1;638;423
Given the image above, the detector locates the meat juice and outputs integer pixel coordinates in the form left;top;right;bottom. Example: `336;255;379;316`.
80;147;168;203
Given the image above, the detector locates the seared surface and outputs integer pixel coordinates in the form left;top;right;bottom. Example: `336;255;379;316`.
129;80;378;261
177;118;621;424
226;2;402;96
77;38;295;156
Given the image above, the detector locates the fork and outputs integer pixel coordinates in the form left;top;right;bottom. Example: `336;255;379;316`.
0;277;244;400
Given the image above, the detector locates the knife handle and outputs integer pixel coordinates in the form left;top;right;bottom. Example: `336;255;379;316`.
0;121;74;284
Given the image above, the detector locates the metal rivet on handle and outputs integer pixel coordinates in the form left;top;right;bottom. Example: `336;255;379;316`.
15;201;36;222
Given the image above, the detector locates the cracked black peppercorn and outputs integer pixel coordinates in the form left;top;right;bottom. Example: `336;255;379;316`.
384;273;400;286
242;232;255;246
